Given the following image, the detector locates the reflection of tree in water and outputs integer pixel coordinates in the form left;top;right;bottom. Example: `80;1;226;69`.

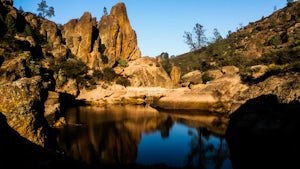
185;128;230;169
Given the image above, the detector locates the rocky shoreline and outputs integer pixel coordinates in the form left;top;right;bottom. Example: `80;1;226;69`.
1;71;299;168
76;73;248;114
1;1;300;168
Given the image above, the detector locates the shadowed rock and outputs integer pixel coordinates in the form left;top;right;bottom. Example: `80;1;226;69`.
226;94;300;169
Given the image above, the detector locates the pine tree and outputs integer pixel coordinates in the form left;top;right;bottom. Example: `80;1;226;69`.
37;0;54;18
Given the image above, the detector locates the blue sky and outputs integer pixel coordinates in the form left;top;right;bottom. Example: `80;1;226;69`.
14;0;287;57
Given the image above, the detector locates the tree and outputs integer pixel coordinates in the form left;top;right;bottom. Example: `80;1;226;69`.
183;31;196;51
5;14;15;36
287;0;294;6
194;23;207;48
19;6;24;13
103;7;108;16
212;28;222;42
183;23;207;51
37;0;55;18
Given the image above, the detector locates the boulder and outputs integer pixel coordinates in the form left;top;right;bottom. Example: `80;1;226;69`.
0;76;48;146
221;65;239;75
122;57;173;88
170;63;181;86
181;70;202;86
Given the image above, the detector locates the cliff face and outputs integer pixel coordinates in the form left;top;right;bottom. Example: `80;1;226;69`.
62;2;141;69
99;2;141;63
62;12;102;69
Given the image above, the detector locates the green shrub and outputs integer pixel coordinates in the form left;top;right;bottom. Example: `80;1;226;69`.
103;67;116;82
99;44;106;54
93;69;103;80
5;14;16;37
202;72;214;84
28;60;41;76
23;24;33;36
265;34;282;46
116;76;131;87
50;57;88;79
118;59;128;67
101;55;108;64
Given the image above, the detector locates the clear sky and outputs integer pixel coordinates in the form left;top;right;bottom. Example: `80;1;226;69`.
14;0;287;57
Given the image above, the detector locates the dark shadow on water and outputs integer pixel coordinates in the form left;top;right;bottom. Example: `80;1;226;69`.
225;94;300;169
0;112;90;169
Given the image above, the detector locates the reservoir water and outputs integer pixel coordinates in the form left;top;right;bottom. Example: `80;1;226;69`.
56;105;232;169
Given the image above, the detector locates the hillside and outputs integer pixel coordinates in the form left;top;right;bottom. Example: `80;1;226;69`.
170;1;300;78
0;1;172;92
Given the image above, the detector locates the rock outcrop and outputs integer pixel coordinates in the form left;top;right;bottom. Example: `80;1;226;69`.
170;63;181;86
0;76;47;146
181;70;202;87
98;2;141;64
226;94;300;169
62;2;141;69
63;12;102;69
122;57;172;88
230;72;300;114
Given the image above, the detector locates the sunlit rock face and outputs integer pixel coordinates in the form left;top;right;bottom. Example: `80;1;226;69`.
62;2;141;69
181;70;202;87
98;2;141;65
122;57;173;88
63;12;103;69
170;63;181;86
0;76;47;146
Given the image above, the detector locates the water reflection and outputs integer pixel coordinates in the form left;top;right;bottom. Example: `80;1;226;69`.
56;105;232;168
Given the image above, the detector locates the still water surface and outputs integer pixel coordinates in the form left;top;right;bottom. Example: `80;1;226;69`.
56;105;232;169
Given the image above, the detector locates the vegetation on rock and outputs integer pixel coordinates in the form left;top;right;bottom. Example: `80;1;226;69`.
167;1;300;83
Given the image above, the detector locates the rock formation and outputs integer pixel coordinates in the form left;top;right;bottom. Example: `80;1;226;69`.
98;2;141;64
62;2;141;69
63;12;102;69
122;57;172;88
181;70;202;87
170;63;181;86
230;72;300;114
0;76;47;146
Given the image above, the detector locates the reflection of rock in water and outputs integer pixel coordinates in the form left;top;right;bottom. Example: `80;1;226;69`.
56;105;172;166
159;109;229;136
158;116;174;139
225;94;300;169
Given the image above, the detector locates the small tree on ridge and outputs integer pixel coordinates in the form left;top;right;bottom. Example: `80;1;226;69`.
183;23;207;51
37;0;55;18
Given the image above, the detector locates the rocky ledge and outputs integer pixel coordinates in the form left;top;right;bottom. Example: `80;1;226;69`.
76;72;300;115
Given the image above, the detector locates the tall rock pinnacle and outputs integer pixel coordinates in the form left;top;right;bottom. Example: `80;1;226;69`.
62;2;141;69
98;2;141;65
